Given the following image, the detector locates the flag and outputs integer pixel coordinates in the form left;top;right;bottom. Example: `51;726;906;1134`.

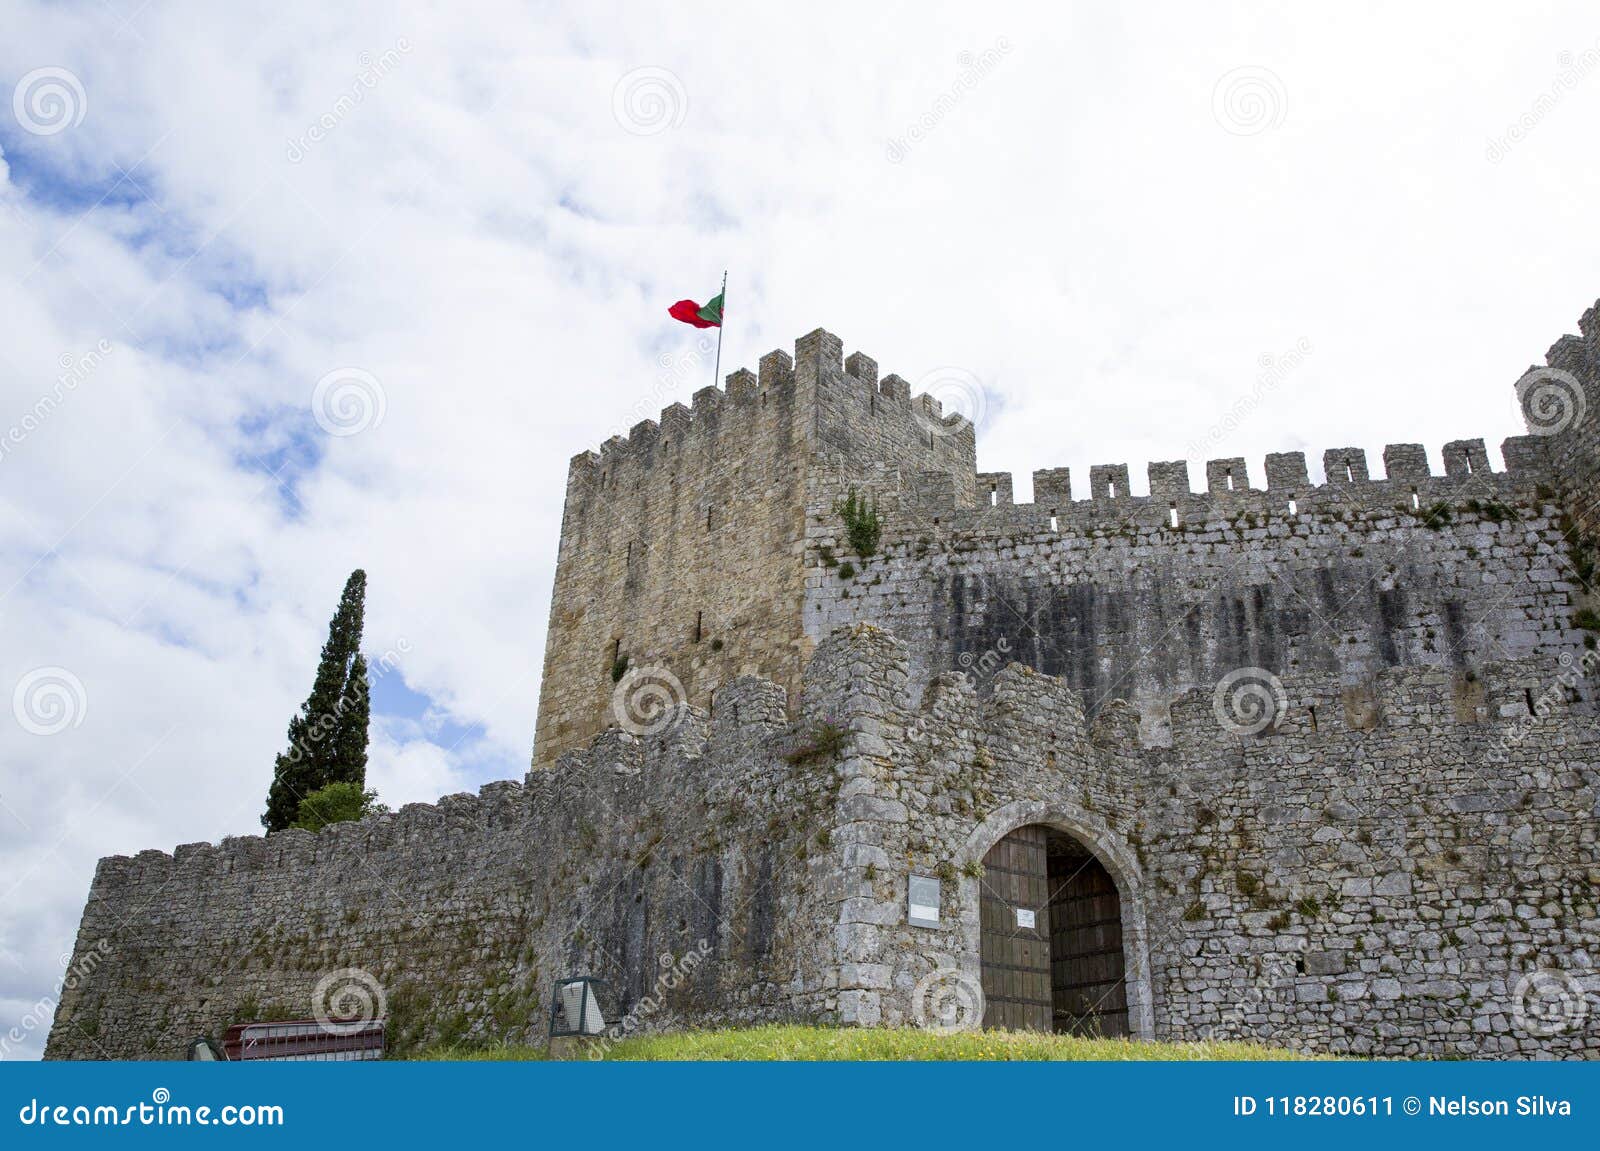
668;291;723;329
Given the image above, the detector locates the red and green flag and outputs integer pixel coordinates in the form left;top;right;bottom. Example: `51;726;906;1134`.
668;289;723;329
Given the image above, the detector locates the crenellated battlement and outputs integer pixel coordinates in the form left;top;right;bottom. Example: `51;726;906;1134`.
916;434;1551;531
542;303;1598;777
562;328;978;503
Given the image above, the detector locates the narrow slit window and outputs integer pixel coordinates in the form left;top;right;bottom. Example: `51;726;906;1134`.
1226;470;1235;491
1108;480;1117;498
1525;688;1536;716
693;611;702;643
1169;503;1180;528
1308;705;1318;732
706;506;713;531
989;485;998;507
1049;514;1059;532
1288;498;1299;517
1464;456;1473;475
1345;462;1354;483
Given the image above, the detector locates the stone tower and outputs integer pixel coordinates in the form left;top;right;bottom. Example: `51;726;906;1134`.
538;305;1600;765
532;330;974;767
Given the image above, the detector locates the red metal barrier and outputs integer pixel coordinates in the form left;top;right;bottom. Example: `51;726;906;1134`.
219;1018;385;1061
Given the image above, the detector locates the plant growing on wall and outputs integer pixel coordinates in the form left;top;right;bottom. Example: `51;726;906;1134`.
290;781;390;831
834;487;881;561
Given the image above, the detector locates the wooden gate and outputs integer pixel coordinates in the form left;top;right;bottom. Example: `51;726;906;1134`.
980;825;1130;1035
979;825;1052;1031
1048;841;1130;1037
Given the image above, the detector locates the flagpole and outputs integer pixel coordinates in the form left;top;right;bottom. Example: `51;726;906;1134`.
712;269;727;388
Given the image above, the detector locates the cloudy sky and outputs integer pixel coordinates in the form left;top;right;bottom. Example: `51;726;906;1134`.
1;1;1597;1059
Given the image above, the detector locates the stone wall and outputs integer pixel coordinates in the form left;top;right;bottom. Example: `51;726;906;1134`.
538;304;1600;769
796;627;1600;1058
49;628;1599;1060
54;303;1600;1060
48;676;847;1060
1535;300;1600;539
532;329;976;769
808;439;1593;743
531;355;810;767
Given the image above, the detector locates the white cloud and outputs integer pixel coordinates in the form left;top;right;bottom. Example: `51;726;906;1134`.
2;0;1599;1058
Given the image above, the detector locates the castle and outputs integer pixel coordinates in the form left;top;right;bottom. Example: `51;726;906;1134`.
47;301;1600;1059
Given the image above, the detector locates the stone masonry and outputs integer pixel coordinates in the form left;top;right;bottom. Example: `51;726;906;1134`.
46;300;1600;1059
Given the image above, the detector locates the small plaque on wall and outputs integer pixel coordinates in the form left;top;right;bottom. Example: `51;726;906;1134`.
908;875;940;928
1015;908;1036;929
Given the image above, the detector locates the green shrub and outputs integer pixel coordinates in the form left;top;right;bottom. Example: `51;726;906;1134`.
1420;501;1454;530
784;720;848;766
834;488;882;560
290;781;389;832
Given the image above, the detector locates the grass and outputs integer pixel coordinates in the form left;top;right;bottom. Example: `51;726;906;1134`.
421;1024;1303;1062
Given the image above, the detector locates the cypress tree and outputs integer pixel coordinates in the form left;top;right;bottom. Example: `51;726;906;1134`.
330;653;371;787
262;570;368;831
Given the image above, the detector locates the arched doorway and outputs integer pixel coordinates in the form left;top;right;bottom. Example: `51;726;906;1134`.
978;824;1130;1036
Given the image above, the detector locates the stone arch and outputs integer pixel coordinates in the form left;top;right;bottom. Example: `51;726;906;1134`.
954;798;1155;1040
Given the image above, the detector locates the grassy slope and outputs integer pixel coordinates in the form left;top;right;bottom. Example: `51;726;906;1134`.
424;1024;1304;1061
